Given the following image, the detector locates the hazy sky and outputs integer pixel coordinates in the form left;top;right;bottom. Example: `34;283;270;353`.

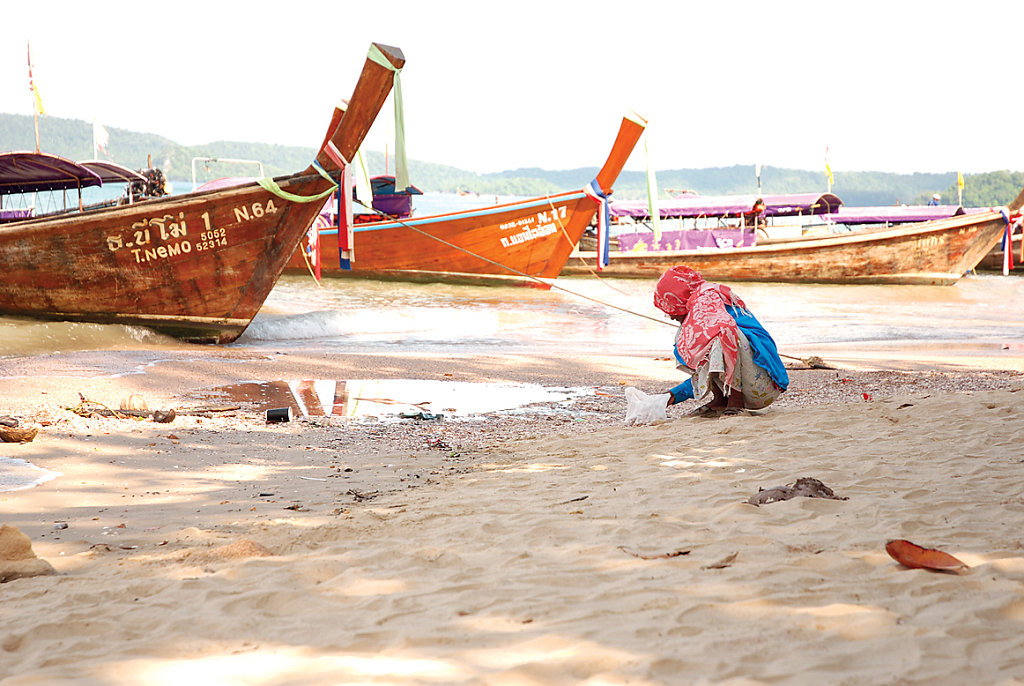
2;0;1021;176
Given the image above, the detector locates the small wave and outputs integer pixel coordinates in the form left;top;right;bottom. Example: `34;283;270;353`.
238;310;351;342
0;457;62;493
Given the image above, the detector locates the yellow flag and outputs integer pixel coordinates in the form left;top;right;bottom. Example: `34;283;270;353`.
824;147;833;185
957;171;964;190
27;41;45;116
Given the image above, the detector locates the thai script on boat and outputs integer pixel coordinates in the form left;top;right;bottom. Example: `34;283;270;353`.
915;235;943;251
106;211;195;263
499;207;566;248
103;200;276;264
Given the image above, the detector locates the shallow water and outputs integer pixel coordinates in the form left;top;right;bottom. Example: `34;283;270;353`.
2;272;1022;360
235;271;1024;358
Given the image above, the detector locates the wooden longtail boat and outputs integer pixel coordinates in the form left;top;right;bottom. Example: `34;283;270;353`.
0;43;403;342
284;112;647;288
561;187;1024;285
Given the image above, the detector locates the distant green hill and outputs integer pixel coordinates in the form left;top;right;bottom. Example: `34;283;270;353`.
2;112;1021;207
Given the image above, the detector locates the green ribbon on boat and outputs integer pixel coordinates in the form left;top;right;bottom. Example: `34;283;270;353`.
256;162;338;203
644;130;662;243
367;43;409;192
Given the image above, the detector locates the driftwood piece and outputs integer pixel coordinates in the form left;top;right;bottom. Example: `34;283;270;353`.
779;354;836;370
746;477;848;506
71;394;236;420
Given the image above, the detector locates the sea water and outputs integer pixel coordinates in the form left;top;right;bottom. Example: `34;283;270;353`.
235;271;1024;358
1;261;1022;360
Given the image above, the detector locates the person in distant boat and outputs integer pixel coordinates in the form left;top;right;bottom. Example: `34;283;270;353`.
624;266;789;423
928;193;941;206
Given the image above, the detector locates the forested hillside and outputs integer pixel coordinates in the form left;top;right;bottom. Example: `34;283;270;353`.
2;113;1020;206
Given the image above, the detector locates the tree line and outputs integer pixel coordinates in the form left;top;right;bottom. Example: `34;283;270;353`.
2;113;1020;207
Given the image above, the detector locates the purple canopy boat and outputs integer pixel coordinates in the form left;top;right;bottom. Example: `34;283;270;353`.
602;192;843;254
609;192;842;220
0;151;104;220
564;188;1021;285
0;151;102;195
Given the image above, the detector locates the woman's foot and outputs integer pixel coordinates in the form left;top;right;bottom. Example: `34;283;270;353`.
689;387;745;418
688;402;723;418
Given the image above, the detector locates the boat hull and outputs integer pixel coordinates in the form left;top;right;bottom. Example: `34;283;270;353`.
0;175;327;342
287;191;600;288
0;42;404;342
561;211;1008;285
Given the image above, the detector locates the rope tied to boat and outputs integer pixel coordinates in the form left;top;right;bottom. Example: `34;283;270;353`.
256;161;339;204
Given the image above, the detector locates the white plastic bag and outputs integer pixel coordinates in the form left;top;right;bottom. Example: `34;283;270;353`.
624;387;671;425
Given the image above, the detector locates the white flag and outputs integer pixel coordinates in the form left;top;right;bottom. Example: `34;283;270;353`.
93;121;109;157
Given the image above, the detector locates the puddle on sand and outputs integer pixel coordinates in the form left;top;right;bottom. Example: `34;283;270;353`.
198;379;591;421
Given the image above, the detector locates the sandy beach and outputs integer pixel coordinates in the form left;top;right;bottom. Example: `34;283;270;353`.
2;345;1024;685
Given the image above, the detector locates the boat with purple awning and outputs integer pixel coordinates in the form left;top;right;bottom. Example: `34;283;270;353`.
562;189;1023;285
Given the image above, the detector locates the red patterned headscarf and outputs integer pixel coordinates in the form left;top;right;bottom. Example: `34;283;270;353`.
653;266;746;387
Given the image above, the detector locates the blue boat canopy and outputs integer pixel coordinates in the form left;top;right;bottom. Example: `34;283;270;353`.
0;151;104;195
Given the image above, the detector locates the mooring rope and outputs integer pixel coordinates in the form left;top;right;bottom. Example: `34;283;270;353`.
346;197;671;326
335;199;832;368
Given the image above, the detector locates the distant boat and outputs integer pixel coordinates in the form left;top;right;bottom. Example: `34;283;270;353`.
0;42;403;342
561;189;1023;285
283;113;647;287
356;174;423;220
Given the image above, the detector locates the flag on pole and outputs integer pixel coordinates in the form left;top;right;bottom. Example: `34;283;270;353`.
957;171;964;190
93;121;109;158
27;41;45;116
824;147;834;188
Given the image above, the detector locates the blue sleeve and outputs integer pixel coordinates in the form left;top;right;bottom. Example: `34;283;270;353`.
726;305;789;391
665;306;788;403
669;379;694;403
